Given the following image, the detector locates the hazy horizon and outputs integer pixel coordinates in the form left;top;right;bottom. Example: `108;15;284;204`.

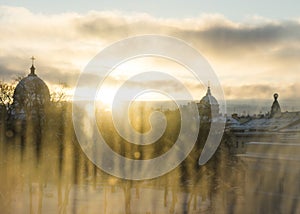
73;97;300;116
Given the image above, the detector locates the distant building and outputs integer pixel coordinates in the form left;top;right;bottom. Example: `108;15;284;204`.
10;57;50;129
197;86;220;122
227;94;300;213
270;93;281;118
227;93;300;152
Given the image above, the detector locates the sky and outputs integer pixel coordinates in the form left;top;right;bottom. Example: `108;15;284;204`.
0;1;300;102
1;0;300;20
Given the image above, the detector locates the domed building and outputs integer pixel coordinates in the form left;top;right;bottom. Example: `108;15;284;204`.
197;85;219;122
11;57;50;122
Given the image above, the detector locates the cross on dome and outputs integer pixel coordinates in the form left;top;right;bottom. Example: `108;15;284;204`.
30;56;36;76
30;56;36;65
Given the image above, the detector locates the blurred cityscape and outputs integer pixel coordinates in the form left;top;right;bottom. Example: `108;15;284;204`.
0;61;300;213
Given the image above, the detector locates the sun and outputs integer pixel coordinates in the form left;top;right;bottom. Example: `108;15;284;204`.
96;86;117;107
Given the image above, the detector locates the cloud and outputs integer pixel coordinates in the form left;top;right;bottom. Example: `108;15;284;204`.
0;64;23;81
0;6;299;100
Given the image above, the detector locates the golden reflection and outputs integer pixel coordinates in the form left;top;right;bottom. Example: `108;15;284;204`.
0;98;299;213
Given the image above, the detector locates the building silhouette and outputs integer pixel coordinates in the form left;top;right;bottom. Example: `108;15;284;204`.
270;93;281;118
10;57;50;126
197;85;220;122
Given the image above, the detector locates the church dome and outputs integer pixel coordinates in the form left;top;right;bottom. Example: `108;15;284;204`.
199;86;218;106
197;86;220;121
12;59;50;120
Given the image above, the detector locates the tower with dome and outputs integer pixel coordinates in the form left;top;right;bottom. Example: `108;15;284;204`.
10;57;50;126
197;85;220;122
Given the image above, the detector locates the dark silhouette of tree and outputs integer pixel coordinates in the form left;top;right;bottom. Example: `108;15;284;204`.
50;82;68;103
